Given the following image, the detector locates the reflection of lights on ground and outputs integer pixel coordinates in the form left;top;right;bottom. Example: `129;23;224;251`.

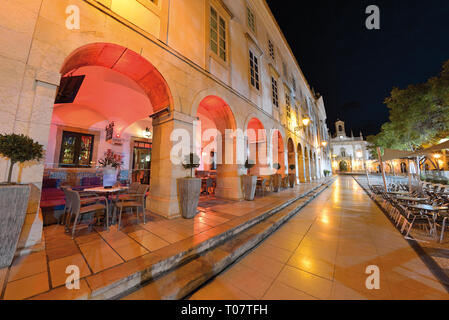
320;214;329;224
301;258;312;269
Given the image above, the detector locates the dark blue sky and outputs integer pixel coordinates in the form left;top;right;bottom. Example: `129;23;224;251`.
266;0;449;136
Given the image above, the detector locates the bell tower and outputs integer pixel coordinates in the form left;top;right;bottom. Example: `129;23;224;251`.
335;120;346;137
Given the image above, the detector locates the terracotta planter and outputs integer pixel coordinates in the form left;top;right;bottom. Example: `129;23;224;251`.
179;178;201;219
0;184;30;268
272;174;282;192
289;174;296;188
242;175;257;201
103;165;117;187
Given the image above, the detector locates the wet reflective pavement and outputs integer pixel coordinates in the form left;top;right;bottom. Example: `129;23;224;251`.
189;176;449;300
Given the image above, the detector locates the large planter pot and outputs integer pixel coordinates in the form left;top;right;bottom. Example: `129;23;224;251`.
272;174;282;192
103;165;117;187
242;175;257;201
179;178;201;219
289;174;296;188
0;184;30;268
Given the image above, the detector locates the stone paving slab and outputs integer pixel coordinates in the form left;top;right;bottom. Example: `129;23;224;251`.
0;179;330;300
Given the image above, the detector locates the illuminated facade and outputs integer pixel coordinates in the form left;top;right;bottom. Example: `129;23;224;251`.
0;0;331;252
330;120;370;173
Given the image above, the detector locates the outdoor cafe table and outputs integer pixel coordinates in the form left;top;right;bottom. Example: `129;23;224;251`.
388;191;410;196
407;204;449;236
83;186;129;225
395;196;429;203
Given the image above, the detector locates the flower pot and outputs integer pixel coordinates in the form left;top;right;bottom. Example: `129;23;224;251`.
179;178;201;219
0;184;30;268
289;174;296;188
242;175;257;201
272;174;282;192
103;165;117;187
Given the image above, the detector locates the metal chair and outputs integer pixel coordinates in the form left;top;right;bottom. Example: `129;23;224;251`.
67;189;109;239
256;178;267;197
117;184;149;230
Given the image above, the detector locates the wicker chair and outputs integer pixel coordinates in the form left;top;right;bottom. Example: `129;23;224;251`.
66;189;109;239
117;184;149;230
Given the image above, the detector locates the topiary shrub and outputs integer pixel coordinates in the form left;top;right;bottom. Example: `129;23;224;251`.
182;153;200;178
0;133;44;184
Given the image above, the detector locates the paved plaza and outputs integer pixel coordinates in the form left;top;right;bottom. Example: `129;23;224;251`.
187;176;449;300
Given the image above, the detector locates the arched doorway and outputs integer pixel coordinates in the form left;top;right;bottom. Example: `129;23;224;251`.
401;162;407;174
272;130;285;176
297;143;306;183
339;161;348;172
44;42;175;218
195;95;242;200
246;118;268;176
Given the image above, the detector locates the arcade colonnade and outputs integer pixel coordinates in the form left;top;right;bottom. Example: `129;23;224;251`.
0;1;328;254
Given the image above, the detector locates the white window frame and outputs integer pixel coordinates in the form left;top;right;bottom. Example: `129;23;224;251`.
249;49;260;91
247;6;256;34
209;5;228;63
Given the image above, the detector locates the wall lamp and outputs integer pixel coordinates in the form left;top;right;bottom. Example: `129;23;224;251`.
294;118;311;133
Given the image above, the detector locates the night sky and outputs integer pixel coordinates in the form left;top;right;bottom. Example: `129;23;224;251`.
266;0;449;137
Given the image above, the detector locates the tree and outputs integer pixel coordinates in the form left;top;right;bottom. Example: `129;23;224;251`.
0;134;44;183
369;59;449;152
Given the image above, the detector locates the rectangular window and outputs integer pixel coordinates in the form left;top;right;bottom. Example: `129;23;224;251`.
268;40;275;61
271;77;279;107
249;50;260;90
247;7;256;33
292;76;296;92
283;63;288;78
285;93;291;119
210;7;227;62
59;131;94;168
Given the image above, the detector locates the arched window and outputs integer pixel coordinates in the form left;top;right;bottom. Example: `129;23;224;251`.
338;125;343;132
340;148;346;157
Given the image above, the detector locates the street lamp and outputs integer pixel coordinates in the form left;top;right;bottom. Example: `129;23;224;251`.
321;141;328;147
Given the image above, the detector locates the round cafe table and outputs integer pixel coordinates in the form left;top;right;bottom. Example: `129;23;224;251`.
83;186;129;225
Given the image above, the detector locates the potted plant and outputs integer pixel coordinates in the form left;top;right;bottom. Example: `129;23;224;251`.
288;164;296;188
179;153;201;219
242;159;257;201
272;163;282;192
0;133;43;268
98;149;123;187
323;170;331;177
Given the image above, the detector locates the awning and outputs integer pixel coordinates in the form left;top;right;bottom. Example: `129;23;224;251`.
381;148;415;161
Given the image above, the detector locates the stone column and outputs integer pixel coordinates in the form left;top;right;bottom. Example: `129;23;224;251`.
215;133;243;201
148;111;195;219
298;153;306;183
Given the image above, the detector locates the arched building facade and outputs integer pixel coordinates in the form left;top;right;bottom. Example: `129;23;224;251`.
0;0;332;253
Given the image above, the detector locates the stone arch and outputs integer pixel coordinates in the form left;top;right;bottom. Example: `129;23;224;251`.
246;117;268;175
196;95;242;200
60;43;173;113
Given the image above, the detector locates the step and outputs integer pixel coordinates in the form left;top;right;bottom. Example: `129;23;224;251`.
118;179;334;300
31;178;334;300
